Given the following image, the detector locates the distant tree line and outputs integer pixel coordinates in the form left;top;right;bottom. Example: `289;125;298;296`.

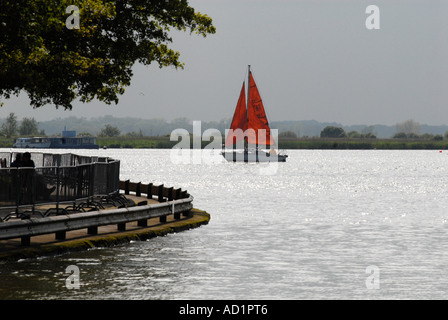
390;119;443;140
3;113;448;141
320;126;377;139
319;119;446;140
0;113;43;138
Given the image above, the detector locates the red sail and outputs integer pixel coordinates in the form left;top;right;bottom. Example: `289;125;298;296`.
247;73;272;146
225;83;248;146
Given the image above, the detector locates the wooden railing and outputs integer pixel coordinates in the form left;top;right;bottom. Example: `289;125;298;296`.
0;180;193;246
119;180;190;202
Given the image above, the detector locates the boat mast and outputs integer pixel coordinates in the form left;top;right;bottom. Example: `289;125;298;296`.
247;65;250;119
246;65;250;152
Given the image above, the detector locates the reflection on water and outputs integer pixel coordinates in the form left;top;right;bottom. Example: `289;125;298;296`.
1;149;448;299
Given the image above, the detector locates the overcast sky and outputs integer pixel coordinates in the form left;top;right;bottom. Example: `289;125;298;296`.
2;0;448;126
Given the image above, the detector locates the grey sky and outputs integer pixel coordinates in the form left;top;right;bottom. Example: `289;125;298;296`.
2;0;448;126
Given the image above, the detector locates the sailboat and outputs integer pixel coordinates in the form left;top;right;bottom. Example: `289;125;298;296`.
221;66;288;162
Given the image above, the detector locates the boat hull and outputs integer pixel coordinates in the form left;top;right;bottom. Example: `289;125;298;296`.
13;137;99;149
13;143;99;149
221;150;288;162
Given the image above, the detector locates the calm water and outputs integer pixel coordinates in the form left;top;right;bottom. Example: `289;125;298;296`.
1;149;448;299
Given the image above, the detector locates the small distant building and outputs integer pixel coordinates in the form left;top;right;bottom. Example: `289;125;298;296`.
62;130;76;138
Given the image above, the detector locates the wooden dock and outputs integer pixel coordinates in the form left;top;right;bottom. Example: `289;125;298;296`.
0;181;210;261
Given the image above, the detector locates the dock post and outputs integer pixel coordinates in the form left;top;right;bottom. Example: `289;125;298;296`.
87;226;98;235
55;231;66;240
137;202;148;227
117;223;126;231
147;183;153;199
168;187;173;201
158;184;164;202
137;219;148;227
136;182;141;197
124;180;130;195
21;236;31;246
183;210;191;217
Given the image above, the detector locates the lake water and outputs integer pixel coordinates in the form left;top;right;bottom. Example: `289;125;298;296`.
1;149;448;300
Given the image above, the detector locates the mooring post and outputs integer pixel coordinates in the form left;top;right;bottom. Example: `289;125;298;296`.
21;236;30;246
183;209;191;217
137;219;148;227
136;182;141;197
168;187;173;201
137;201;148;227
124;180;130;195
87;226;98;235
158;184;164;202
55;231;66;241
147;183;153;199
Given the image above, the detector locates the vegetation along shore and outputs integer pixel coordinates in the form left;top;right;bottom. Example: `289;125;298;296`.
2;135;448;150
2;115;448;150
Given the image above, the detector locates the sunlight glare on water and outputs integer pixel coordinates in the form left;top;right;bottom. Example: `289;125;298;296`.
1;149;448;299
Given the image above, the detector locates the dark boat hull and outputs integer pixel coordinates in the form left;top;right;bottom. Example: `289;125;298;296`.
221;150;288;162
13;137;99;149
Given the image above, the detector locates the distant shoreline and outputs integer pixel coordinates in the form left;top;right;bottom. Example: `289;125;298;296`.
277;138;448;150
2;137;448;150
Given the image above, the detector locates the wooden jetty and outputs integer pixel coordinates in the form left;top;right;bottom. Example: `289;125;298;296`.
0;180;210;261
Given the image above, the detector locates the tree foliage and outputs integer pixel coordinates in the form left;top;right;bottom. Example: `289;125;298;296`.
395;119;421;135
1;113;18;137
0;0;216;109
347;130;376;139
99;124;120;137
19;117;40;136
320;126;347;138
278;131;298;139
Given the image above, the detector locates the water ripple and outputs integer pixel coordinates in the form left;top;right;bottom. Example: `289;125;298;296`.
2;150;448;299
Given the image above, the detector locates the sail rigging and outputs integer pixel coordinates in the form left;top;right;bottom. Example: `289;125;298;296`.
225;83;247;146
222;65;288;162
247;72;272;146
225;67;272;147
